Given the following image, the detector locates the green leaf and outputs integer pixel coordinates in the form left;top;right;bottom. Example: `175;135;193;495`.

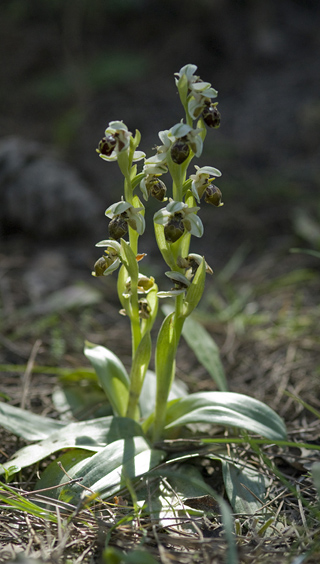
164;391;287;440
182;258;206;318
222;460;268;514
84;342;129;417
0;482;57;523
311;462;320;499
126;331;152;419
59;436;165;504
153;312;176;440
143;284;158;334
154;222;176;270
0;401;66;441
103;547;159;564
120;239;139;282
0;416;144;476
35;448;94;499
139;370;188;420
182;315;228;391
147;463;238;564
131;172;146;191
52;377;112;420
117;264;130;312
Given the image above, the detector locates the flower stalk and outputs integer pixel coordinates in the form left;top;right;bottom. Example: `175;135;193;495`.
93;64;222;438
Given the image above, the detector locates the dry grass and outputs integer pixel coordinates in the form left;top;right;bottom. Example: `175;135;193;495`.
1;242;320;563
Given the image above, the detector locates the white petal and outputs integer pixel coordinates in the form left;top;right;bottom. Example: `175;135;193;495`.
185;214;204;238
103;257;121;275
134;213;145;236
108;121;128;131
170;123;193;138
153;208;170;225
191;181;201;203
158;130;172;147
105;200;131;217
143;162;168;175
191;81;212;92
188;98;205;120
157;289;185;298
95;240;121;252
195;165;222;177
177;64;198;80
165;271;191;287
132;150;146;162
140;177;149;201
192;135;203;158
165;200;186;214
99;153;117;162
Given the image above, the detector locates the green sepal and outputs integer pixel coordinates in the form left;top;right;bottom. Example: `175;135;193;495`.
154;223;176;270
117;264;130;314
117;147;130;178
177;73;189;111
130;164;137;180
132;128;141;151
143;283;159;334
84;342;129;417
131;172;146;191
182;178;192;196
182;257;206;318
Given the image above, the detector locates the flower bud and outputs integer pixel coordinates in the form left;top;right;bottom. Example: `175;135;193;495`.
202;103;221;129
170;138;190;165
98;134;117;156
164;214;185;243
149;178;167;201
204;184;223;206
108;214;128;239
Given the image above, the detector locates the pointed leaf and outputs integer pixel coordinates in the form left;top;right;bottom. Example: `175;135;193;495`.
120;239;139;281
222;460;268;515
35;448;93;499
84;342;129;416
182;258;206;318
164;392;287;440
0;402;66;441
126;332;152;419
139;370;188;419
312;462;320;499
153;312;176;440
0;416;144;476
182;315;227;391
59;436;165;504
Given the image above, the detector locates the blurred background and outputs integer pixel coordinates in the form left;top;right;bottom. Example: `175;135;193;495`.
1;0;320;255
1;0;320;397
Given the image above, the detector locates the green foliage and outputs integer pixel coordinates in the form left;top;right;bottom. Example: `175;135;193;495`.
182;314;227;390
84;342;130;417
0;65;289;553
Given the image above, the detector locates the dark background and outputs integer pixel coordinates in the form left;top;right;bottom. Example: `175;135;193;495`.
1;0;320;436
1;0;320;271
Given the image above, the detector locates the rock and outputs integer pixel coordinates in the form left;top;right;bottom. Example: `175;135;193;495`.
0;137;101;238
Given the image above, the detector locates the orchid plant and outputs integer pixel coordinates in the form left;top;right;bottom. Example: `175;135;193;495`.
91;64;226;441
0;65;286;517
